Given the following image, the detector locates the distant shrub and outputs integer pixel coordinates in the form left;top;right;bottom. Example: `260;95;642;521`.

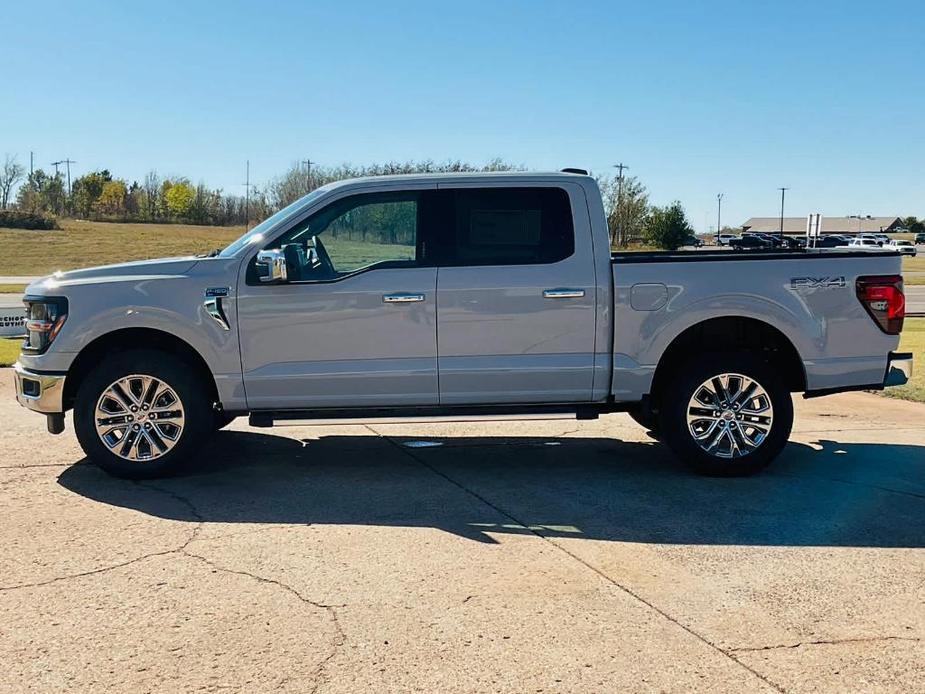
0;209;59;230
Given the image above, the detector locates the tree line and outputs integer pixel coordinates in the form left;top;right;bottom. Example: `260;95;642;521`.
1;152;698;248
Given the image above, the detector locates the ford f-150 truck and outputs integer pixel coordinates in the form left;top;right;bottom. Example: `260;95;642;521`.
13;171;913;478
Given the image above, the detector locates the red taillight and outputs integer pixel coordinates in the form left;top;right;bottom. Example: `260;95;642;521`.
856;275;905;334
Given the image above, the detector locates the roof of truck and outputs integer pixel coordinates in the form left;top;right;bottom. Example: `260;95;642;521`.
318;170;592;190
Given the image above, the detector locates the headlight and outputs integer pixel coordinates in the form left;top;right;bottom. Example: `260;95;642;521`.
23;297;68;353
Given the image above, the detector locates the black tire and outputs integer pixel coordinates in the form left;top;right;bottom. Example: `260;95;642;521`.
74;349;211;479
627;405;660;438
659;352;793;476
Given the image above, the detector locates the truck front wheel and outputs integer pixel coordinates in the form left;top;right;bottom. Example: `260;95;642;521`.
73;349;211;479
659;353;793;476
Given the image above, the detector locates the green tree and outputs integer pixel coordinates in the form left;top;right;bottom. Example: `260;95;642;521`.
164;179;195;219
71;170;112;218
17;169;66;215
644;202;694;250
95;179;128;217
903;216;924;235
598;174;649;247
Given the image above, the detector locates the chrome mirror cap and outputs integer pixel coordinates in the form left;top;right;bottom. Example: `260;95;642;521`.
256;249;288;283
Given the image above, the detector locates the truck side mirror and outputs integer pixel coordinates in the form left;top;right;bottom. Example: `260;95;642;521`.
256;249;288;283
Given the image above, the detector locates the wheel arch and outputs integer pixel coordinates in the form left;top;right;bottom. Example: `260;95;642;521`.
649;316;806;408
62;327;219;410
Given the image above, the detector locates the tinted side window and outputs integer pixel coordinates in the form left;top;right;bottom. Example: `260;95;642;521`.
447;187;574;266
254;191;423;283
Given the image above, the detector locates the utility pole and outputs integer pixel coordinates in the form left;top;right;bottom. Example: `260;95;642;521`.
51;159;76;214
243;160;251;230
777;187;789;241
716;193;724;244
52;159;76;196
613;162;629;246
242;160;258;230
29;152;33;181
63;159;75;200
301;158;316;191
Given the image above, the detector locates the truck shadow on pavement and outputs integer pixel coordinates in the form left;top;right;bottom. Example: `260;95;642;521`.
57;430;925;547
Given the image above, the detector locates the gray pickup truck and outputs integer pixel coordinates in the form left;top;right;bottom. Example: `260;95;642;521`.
13;171;912;478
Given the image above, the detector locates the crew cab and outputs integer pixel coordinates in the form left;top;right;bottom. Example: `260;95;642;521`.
13;171;913;478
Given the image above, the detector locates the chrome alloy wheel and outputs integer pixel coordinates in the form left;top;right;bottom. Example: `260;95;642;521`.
94;374;185;462
685;373;773;459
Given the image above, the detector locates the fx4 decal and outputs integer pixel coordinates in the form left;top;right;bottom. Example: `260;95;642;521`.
790;276;846;290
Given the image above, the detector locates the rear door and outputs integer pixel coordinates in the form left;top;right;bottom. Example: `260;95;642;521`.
434;184;597;404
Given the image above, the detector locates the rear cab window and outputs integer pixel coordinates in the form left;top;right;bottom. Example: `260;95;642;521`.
434;187;575;266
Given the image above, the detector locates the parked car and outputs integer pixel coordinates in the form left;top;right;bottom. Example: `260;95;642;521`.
747;233;782;247
846;237;886;249
915;232;925;245
777;236;806;249
887;240;917;257
858;233;886;247
681;235;704;248
814;235;852;248
717;233;737;246
13;171;912;479
729;234;772;249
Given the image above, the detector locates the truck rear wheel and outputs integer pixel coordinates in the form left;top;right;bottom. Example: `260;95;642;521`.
73;349;211;479
659;353;793;476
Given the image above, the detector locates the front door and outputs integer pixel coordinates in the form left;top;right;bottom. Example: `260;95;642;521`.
435;185;598;404
237;188;439;410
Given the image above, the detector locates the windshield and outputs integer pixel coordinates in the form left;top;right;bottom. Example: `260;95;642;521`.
218;188;330;257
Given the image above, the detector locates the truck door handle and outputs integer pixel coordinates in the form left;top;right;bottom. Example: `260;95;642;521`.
543;288;585;299
383;293;425;303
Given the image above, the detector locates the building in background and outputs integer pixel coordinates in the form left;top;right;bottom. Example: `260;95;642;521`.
740;216;903;236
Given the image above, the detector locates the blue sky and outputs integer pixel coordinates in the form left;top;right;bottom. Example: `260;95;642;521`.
3;0;923;231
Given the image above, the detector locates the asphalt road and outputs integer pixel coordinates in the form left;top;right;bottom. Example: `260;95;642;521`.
1;371;923;692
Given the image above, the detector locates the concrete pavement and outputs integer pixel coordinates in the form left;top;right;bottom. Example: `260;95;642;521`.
1;370;923;692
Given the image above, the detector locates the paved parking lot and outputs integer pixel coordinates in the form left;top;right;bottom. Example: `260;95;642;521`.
1;370;923;692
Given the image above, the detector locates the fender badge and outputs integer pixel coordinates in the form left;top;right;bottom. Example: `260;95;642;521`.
790;276;846;290
205;287;230;298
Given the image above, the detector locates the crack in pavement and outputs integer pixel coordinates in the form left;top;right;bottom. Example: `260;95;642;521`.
365;425;786;693
730;635;923;653
181;549;346;694
134;480;346;692
0;481;203;592
2;478;346;693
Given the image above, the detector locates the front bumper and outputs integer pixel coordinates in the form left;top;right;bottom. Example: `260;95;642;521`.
13;362;66;414
884;352;913;387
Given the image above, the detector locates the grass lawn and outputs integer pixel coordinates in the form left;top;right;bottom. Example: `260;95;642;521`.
880;317;924;403
902;254;924;284
0;219;244;276
0;338;21;367
0;284;26;294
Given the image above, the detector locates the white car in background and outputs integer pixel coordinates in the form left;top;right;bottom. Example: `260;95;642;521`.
717;233;737;246
845;237;887;249
887;239;917;256
858;233;889;246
